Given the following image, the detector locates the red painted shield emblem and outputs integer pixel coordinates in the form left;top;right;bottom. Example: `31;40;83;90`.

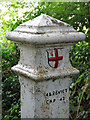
47;48;63;68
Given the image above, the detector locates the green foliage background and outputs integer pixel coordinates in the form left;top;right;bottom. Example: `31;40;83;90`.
0;1;90;119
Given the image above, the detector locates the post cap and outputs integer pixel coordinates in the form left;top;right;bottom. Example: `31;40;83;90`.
6;14;86;81
6;14;85;45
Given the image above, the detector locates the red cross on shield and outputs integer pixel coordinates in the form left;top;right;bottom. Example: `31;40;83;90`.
47;48;63;68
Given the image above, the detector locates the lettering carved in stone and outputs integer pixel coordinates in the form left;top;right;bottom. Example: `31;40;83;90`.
45;88;67;104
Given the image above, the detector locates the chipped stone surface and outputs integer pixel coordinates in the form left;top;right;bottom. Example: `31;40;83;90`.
6;14;85;118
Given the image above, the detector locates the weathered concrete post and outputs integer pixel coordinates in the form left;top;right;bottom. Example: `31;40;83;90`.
6;14;85;118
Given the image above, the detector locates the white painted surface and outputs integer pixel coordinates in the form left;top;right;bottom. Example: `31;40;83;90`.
20;75;71;118
6;14;85;118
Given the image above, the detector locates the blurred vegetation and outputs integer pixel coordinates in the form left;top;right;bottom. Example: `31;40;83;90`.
0;1;90;119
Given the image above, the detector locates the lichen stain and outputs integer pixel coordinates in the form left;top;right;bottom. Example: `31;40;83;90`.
47;34;49;37
51;68;56;72
41;102;50;118
62;109;68;115
63;92;66;97
38;70;48;74
38;66;42;69
51;19;64;26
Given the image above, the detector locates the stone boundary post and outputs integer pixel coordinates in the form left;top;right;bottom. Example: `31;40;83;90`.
6;14;85;118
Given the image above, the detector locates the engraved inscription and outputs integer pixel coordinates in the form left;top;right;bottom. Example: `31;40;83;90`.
45;88;68;104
